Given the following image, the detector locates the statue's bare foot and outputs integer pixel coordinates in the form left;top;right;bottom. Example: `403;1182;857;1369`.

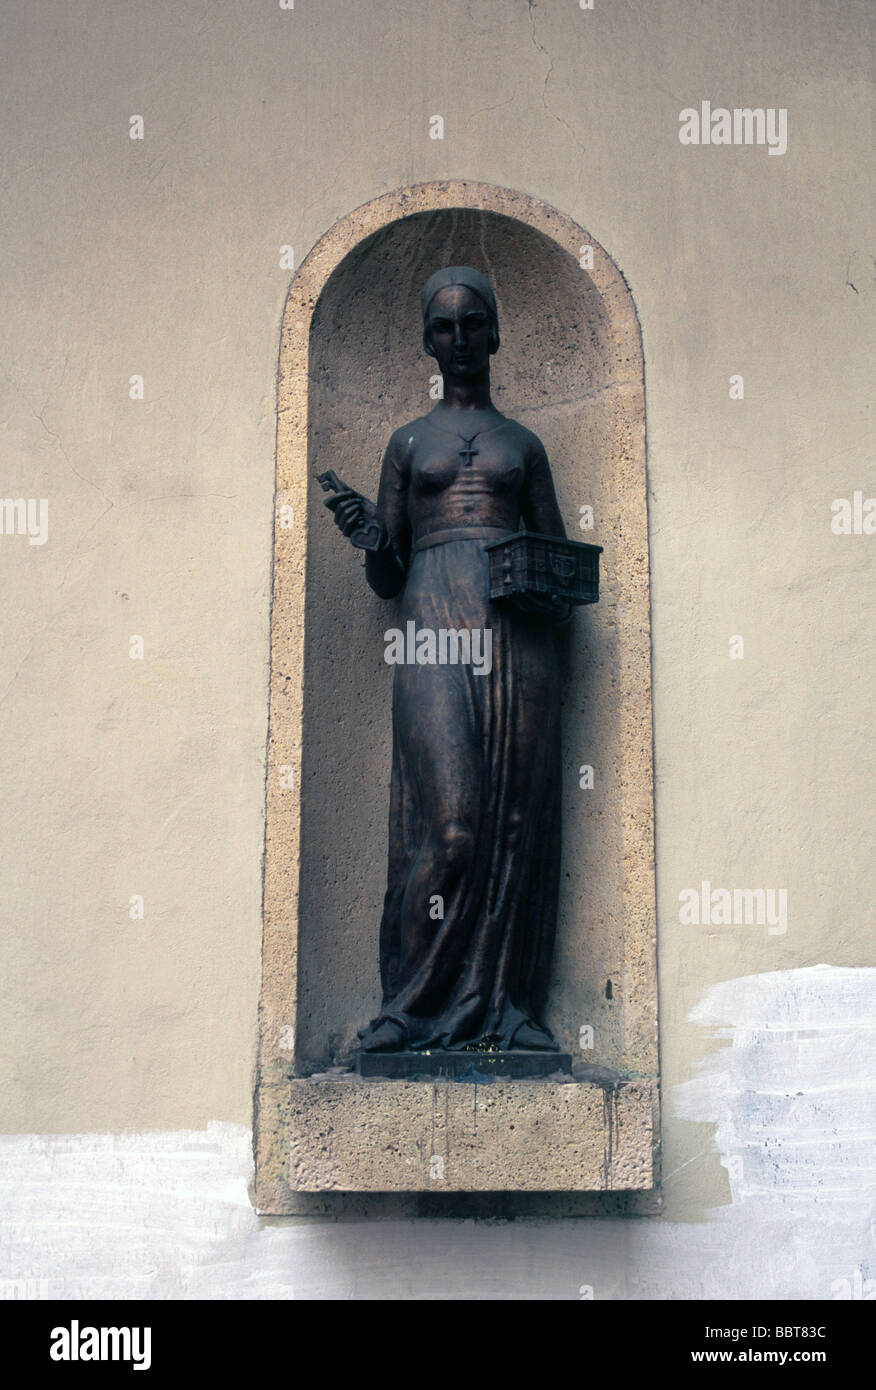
359;1019;406;1053
511;1019;558;1051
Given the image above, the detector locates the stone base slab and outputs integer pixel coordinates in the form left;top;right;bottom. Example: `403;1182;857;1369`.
262;1074;655;1197
356;1050;572;1079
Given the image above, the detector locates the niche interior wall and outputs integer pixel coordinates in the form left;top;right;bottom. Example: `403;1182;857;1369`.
255;181;658;1209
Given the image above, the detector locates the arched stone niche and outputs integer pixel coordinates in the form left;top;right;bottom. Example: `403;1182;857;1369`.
256;182;657;1210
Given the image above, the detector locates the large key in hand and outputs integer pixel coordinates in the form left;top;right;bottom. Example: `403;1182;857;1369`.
315;470;385;552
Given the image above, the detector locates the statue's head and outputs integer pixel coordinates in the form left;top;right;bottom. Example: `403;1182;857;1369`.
421;266;500;379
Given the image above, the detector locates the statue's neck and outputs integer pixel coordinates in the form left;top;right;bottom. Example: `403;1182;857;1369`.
440;370;493;411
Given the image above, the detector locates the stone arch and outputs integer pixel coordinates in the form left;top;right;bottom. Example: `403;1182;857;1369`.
256;182;657;1207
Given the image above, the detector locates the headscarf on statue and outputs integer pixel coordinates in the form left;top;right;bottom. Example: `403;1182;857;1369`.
421;266;500;354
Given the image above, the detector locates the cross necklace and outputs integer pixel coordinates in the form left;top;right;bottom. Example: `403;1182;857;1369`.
458;434;480;467
426;415;507;467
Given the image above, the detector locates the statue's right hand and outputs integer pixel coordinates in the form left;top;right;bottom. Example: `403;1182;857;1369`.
323;488;387;549
325;487;369;534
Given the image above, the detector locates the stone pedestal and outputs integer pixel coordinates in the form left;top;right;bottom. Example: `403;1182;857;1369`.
256;1073;655;1205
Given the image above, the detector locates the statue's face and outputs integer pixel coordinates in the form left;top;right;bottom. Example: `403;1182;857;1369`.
426;285;494;378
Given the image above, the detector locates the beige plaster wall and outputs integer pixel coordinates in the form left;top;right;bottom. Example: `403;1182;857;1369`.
0;0;872;1228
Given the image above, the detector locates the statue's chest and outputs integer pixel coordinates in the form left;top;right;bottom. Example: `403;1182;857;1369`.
412;442;525;498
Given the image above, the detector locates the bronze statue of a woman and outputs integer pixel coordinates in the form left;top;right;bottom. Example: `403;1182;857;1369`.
324;267;572;1057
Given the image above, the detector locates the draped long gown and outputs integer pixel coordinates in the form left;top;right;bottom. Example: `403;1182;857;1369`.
358;405;567;1052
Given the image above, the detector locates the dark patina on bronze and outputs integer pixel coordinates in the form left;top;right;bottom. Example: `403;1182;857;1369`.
320;266;600;1077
